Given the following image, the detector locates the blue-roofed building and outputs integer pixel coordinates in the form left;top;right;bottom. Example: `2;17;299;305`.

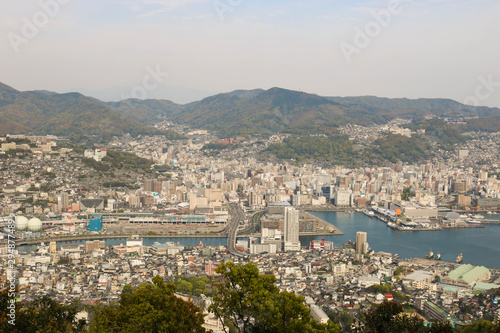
88;215;103;231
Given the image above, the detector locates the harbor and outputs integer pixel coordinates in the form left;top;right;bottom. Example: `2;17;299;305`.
362;206;490;232
308;210;500;269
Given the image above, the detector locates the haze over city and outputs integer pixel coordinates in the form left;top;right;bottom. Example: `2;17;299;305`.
1;0;500;105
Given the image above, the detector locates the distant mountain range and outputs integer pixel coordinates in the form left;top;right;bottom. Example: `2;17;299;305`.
2;82;500;139
109;87;500;136
0;82;184;142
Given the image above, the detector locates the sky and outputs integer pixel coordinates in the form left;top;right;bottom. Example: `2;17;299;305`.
1;0;499;106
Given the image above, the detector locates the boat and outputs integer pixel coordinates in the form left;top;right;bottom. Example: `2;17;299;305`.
487;211;494;215
435;252;441;260
425;249;434;259
470;214;485;220
387;222;398;230
466;219;482;224
363;210;375;217
456;253;463;263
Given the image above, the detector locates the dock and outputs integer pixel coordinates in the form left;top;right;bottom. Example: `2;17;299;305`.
302;211;343;235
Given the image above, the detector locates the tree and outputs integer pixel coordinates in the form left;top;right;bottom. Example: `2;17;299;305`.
356;300;453;333
89;276;207;333
209;262;340;333
456;320;500;333
177;280;193;295
0;289;86;333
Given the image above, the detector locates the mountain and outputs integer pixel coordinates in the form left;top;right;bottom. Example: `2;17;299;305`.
72;84;216;104
3;82;499;139
167;88;397;136
105;99;181;125
0;83;184;141
163;88;500;136
327;96;500;118
461;116;500;132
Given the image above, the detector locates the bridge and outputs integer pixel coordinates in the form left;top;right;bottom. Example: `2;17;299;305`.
226;203;246;257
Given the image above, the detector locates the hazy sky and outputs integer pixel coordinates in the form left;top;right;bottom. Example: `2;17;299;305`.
1;0;499;106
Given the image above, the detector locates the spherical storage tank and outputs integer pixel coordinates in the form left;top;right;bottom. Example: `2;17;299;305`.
15;216;29;231
28;217;42;232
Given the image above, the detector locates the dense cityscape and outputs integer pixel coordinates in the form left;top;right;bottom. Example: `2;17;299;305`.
2;0;500;331
1;118;499;331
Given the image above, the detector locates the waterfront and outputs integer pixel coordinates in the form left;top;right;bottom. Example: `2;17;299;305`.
307;211;500;269
17;236;234;253
17;212;500;269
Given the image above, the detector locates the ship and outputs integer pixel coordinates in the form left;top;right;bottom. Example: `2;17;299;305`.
387;222;398;230
363;210;375;217
435;252;441;260
425;249;434;259
456;253;463;263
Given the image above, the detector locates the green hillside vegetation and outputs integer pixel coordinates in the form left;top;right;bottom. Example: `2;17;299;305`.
371;134;430;163
201;142;241;156
3;82;500;139
405;118;465;149
263;134;432;166
328;96;500;118
264;135;357;165
164;89;500;137
82;149;153;173
169;88;392;137
0;83;184;142
111;89;499;137
462;116;500;132
106;99;180;125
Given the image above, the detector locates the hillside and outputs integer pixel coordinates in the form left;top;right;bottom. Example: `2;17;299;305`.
168;88;393;136
105;99;181;125
115;87;500;137
461;116;500;132
0;83;184;142
328;96;500;118
3;82;500;139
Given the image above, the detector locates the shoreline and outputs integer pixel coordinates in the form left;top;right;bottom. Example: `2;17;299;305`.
14;229;342;246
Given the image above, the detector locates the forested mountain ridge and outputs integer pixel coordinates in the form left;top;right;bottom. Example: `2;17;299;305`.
0;83;184;142
114;87;500;136
2;82;500;139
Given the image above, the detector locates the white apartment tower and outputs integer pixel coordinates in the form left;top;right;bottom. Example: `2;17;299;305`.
284;207;301;252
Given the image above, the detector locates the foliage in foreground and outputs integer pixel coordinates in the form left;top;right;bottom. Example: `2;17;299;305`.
89;276;207;333
0;288;86;333
208;261;340;333
350;300;500;333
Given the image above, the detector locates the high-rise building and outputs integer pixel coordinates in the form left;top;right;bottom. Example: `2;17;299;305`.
356;231;368;254
58;192;69;212
144;179;162;193
284;207;300;252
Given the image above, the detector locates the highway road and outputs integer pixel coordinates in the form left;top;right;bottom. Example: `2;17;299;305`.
227;203;246;257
